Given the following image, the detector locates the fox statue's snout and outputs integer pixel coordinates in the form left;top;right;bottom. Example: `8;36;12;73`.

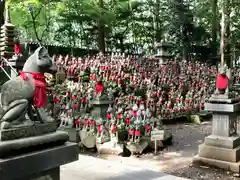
49;61;58;74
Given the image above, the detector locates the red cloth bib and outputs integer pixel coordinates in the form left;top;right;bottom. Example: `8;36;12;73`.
20;72;47;108
14;43;21;54
216;74;228;89
95;81;104;94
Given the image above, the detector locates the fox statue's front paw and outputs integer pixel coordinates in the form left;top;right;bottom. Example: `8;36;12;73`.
0;118;34;129
0;121;10;129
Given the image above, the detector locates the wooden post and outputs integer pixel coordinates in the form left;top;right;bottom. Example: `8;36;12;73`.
154;140;157;155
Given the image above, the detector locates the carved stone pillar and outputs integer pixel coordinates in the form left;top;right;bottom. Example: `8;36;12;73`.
193;101;240;172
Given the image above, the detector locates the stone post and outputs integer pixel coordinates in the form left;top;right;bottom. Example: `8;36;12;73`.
90;99;113;119
193;92;240;172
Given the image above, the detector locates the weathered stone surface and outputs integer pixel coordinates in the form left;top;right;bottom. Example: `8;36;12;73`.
0;130;69;156
209;95;240;103
0;142;78;180
0;122;57;141
211;113;238;137
22;167;60;180
96;142;124;155
90;99;112;105
126;141;148;154
198;143;240;162
58;127;80;143
79;130;96;148
204;135;240;149
90;99;113;119
205;102;240;112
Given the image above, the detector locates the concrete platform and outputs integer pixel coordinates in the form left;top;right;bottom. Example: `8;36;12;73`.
0;142;78;180
61;154;190;180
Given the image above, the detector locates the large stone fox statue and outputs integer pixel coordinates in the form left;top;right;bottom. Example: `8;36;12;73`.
0;46;55;129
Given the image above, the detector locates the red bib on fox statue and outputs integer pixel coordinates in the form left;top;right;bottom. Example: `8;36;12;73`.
14;43;21;55
95;81;104;95
20;72;47;108
216;74;228;89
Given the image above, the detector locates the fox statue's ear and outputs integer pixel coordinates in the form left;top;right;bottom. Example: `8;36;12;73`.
35;46;52;67
37;46;48;59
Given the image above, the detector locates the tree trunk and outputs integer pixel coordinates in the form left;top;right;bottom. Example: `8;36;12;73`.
220;0;231;67
220;0;225;66
119;36;125;53
0;0;5;26
155;0;161;43
211;0;217;61
182;24;189;61
225;0;231;67
98;0;105;54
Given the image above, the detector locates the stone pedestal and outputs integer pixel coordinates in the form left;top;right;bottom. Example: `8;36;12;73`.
90;99;113;119
58;127;80;143
234;84;240;93
0;142;78;180
193;102;240;172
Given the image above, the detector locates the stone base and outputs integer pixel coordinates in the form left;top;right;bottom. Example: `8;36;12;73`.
0;122;57;141
0;142;78;180
90;99;113;105
96;141;124;155
205;102;240;112
198;143;240;162
90;99;113;119
58;127;80;143
126;140;149;154
79;130;96;148
193;155;240;173
21;167;60;180
0;130;69;157
209;94;240;103
205;135;240;149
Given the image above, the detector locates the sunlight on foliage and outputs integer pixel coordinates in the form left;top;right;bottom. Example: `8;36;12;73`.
3;0;240;57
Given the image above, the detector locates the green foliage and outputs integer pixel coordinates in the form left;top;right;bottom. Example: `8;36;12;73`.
5;0;240;59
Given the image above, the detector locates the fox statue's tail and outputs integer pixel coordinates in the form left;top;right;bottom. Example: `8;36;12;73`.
0;57;17;121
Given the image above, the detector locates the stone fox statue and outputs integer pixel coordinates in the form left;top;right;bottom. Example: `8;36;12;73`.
0;46;56;129
215;65;231;95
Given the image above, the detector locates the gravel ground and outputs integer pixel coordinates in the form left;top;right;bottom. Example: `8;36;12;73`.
91;121;240;180
164;122;240;180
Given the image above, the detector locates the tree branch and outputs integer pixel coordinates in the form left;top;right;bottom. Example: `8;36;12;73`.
31;6;42;20
40;18;52;41
29;5;43;42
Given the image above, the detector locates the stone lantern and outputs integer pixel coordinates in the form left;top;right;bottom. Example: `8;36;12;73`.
0;5;14;59
153;42;173;66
